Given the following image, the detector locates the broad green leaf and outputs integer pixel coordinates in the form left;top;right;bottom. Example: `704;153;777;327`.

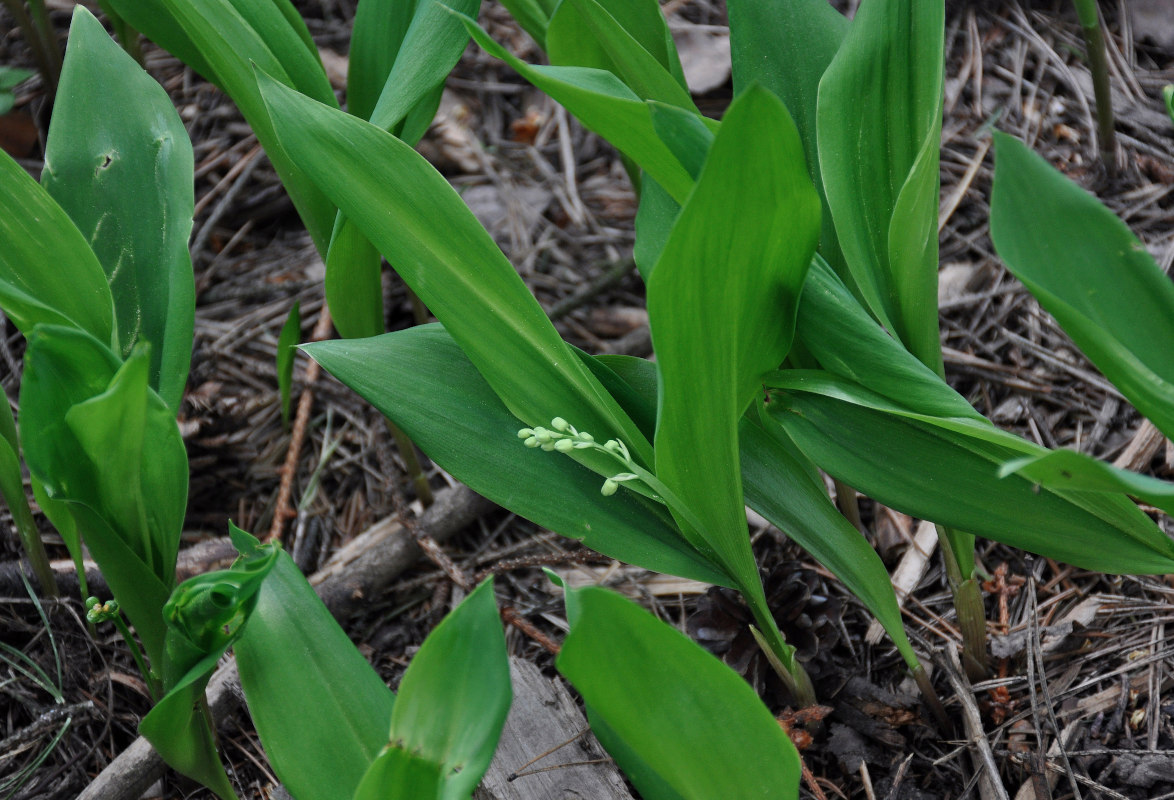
548;0;684;85
44;7;195;412
648;86;819;589
557;586;800;800
796;257;982;421
236;549;395;800
304;326;730;586
460;15;695;204
277;300;300;426
330;0;480;340
546;0;693;110
1001;449;1174;518
816;0;944;369
729;0;848;284
116;0;339;252
594;351;924;674
94;0;215;80
257;73;652;470
765;372;1174;574
740;416;922;673
353;749;446;800
358;579;509;800
632;178;680;280
990;131;1174;442
0;152;114;344
348;0;414;122
141;528;279;800
368;0;480;134
20;329;186;664
497;0;556;48
647;101;714;179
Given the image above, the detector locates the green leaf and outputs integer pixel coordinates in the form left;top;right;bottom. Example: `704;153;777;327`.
765;371;1174;574
740;416;922;673
990;131;1174;442
460;15;695;204
796;257;982;421
20;329;187;664
141;529;279;800
44;7;195;412
356;579;510;800
1001;449;1174;518
729;0;848;284
96;0;216;81
353;748;446;800
276;300;300;426
497;0;555;48
304;326;729;586
257;72;652;468
557;586;800;800
368;0;480;135
347;0;414;122
816;0;944;369
647;85;819;589
114;0;340;252
547;0;692;109
0;66;34;115
594;351;924;674
0;152;114;344
235;549;396;800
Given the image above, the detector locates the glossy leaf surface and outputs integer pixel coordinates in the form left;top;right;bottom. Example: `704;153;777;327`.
816;0;944;368
557;586;800;800
990;131;1174;441
766;372;1174;574
0;152;114;343
648;86;819;588
356;579;510;800
729;0;848;280
141;528;279;800
547;0;692;109
44;7;195;411
1001;449;1174;518
258;73;652;470
461;15;695;204
20;330;186;664
304;325;729;586
235;549;395;800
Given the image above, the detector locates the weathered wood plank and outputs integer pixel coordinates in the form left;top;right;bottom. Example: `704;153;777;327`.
475;657;635;800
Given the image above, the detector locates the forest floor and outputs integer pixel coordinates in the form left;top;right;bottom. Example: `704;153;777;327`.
2;0;1174;798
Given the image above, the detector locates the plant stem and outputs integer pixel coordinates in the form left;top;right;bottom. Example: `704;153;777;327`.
9;492;57;598
111;611;161;702
1;0;58;99
936;525;989;682
750;623;817;708
1072;0;1116;176
832;477;864;533
385;417;433;508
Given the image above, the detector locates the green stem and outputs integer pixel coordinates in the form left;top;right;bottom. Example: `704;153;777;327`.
1;0;57;98
749;623;816;708
936;525;989;682
832;477;864;533
385;417;434;508
9;491;57;598
1072;0;1117;176
111;611;161;702
25;0;61;91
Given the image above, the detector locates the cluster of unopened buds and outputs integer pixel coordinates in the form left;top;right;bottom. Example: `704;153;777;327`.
518;417;640;496
85;596;120;624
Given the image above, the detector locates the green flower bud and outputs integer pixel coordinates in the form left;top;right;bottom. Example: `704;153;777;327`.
554;438;574;452
601;478;619;496
578;431;594;443
524;436;541;448
551;417;570;432
534;428;553;443
518;428;535;439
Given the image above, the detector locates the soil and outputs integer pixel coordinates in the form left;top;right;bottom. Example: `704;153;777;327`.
1;1;1173;798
